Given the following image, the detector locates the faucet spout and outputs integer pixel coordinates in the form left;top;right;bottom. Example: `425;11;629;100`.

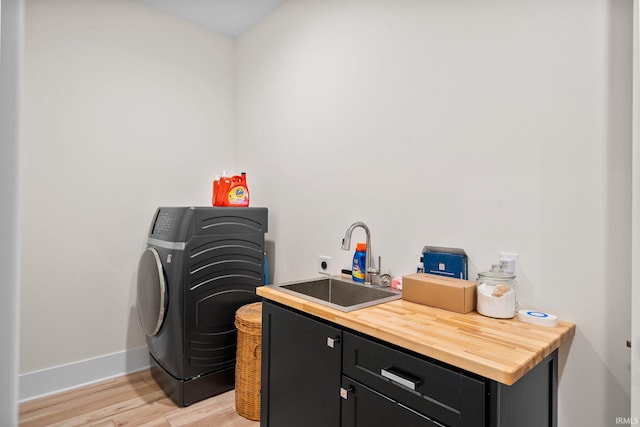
341;222;373;285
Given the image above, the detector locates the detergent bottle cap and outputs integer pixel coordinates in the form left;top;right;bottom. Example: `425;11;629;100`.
355;243;367;252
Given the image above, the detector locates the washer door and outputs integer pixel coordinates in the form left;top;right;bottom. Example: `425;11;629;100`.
136;247;167;336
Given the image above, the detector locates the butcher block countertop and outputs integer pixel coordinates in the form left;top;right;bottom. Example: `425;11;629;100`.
256;285;575;386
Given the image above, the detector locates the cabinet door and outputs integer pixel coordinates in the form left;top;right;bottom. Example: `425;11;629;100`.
341;376;441;427
261;301;342;427
488;350;558;427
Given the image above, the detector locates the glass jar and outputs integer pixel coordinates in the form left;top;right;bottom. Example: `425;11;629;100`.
476;263;517;319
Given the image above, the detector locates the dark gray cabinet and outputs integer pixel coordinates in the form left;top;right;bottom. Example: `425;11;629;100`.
260;300;558;427
260;301;342;427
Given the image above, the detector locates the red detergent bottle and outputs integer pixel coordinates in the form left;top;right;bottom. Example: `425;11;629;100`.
226;172;250;206
212;174;220;206
216;171;232;206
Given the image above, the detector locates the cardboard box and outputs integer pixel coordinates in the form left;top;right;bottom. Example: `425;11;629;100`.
402;273;476;314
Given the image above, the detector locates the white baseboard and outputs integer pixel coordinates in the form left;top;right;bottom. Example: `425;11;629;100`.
19;347;150;402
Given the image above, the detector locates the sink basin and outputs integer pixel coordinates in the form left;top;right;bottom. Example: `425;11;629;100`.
268;276;401;312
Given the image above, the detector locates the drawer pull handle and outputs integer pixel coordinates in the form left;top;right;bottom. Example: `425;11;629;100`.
381;368;419;390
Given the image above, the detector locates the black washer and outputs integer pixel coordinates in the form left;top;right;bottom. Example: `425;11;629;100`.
136;206;268;407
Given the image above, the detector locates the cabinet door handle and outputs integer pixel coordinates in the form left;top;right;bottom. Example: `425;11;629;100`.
327;336;340;348
340;386;352;400
381;367;419;390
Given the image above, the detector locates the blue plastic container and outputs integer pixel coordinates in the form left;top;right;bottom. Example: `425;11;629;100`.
422;246;468;279
352;243;367;283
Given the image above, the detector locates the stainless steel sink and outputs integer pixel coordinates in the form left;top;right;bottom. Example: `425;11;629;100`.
267;276;401;312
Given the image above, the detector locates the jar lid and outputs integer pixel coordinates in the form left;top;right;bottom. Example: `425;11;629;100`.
477;263;515;280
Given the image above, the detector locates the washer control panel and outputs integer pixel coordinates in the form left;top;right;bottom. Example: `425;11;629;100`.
148;207;194;243
153;211;174;234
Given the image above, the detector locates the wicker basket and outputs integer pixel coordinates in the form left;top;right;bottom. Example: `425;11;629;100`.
235;302;262;421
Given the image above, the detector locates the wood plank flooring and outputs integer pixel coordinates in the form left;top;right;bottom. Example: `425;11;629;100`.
19;369;259;427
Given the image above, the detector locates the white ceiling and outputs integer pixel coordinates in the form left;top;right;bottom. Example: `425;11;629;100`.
136;0;285;38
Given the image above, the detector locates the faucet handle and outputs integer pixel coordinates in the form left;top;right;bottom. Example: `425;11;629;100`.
367;255;381;275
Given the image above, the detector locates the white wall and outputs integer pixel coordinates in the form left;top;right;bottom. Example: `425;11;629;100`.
1;0;24;423
236;0;633;425
632;0;640;419
20;0;235;376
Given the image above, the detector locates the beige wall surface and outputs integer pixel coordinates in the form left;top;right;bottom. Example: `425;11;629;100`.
19;0;235;373
631;0;639;419
236;0;633;425
2;0;24;423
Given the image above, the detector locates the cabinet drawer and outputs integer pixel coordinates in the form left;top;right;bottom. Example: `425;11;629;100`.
343;332;485;427
341;376;441;427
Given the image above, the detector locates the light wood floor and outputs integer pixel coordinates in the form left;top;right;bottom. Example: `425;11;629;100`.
19;369;260;427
